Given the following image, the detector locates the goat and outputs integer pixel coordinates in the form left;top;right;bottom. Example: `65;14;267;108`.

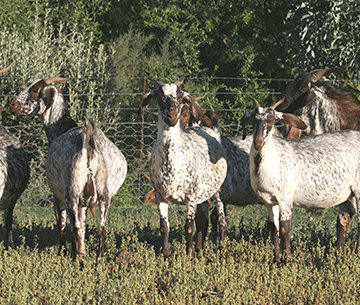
0;99;30;249
175;98;263;242
276;64;358;247
276;64;353;138
10;78;127;261
134;82;227;257
241;99;360;262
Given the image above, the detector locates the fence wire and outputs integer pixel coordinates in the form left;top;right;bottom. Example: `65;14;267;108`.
4;107;252;208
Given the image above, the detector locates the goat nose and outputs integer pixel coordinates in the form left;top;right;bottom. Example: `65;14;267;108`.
254;138;264;151
165;111;178;126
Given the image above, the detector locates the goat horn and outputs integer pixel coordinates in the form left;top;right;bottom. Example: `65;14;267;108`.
194;94;206;101
0;64;12;75
174;80;184;87
325;63;350;76
249;96;261;108
310;69;329;83
44;77;72;84
270;96;285;110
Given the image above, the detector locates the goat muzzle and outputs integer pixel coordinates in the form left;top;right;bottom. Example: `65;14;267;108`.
254;137;265;151
164;110;178;127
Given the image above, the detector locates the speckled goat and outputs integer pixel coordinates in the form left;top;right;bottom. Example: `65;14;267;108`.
241;99;360;262
134;82;227;257
0;65;30;248
178;100;262;242
10;78;127;261
276;64;358;248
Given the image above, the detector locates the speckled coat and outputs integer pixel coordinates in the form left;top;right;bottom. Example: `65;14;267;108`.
243;105;360;261
10;79;127;260
0;124;30;248
136;83;227;257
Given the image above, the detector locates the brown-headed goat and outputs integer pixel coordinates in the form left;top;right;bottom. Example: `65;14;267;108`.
276;64;359;248
134;82;227;257
10;78;127;261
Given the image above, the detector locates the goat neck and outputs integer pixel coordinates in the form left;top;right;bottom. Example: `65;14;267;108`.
41;88;77;144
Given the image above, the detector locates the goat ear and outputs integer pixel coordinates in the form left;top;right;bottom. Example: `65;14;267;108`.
282;113;307;130
133;91;155;117
182;92;213;127
42;86;57;109
283;91;316;113
240;110;255;140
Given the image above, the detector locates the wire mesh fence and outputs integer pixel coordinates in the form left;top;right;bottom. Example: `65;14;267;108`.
2;75;356;209
5;106;255;208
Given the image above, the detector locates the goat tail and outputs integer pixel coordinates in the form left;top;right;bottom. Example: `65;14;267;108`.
82;118;98;216
84;118;97;152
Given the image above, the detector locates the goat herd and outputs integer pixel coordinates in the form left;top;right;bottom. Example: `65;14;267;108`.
1;63;359;263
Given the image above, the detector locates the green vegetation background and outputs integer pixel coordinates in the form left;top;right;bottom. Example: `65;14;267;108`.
0;1;360;303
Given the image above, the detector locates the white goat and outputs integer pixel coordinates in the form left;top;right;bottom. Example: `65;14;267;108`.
134;82;227;257
10;78;127;261
241;100;360;262
275;64;357;247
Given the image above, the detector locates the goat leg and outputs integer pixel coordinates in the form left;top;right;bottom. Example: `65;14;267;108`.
336;201;354;248
185;203;197;257
3;207;15;249
195;202;209;253
280;219;291;262
214;192;227;243
97;192;110;262
158;201;170;258
54;199;68;256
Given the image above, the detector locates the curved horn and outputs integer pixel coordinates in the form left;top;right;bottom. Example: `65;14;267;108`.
194;94;206;101
325;63;350;76
44;77;72;84
249;96;261;108
310;69;330;83
0;64;12;75
174;79;184;87
270;96;285;110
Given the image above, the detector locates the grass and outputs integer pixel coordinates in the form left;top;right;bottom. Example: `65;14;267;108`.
0;203;359;304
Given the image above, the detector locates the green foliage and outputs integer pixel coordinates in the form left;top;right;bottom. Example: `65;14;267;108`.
0;204;360;303
0;0;112;44
286;0;360;78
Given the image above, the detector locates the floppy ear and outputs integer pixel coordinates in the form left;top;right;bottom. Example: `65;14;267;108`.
133;90;156;117
240;110;255;140
41;86;57;109
283;91;317;113
282;113;307;130
182;92;213;127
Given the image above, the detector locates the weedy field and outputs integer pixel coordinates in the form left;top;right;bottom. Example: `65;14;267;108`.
0;202;360;304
